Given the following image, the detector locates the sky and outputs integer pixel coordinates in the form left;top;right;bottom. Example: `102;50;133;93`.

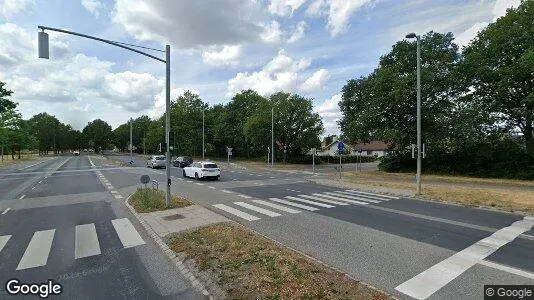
0;0;522;137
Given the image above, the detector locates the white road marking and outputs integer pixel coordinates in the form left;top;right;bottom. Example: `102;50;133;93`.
268;198;319;211
314;193;371;205
38;181;42;184
195;183;204;186
177;178;184;181
19;195;25;199
299;194;350;206
88;157;95;167
187;180;193;183
111;218;145;248
285;196;334;208
286;189;301;192
221;190;233;194
395;217;534;299
232;179;237;181
17;229;55;270
31;186;36;190
213;204;260;221
234;202;281;217
208;186;216;189
325;192;381;204
0;235;11;253
480;260;534;280
114;194;123;199
2;208;11;214
252;200;300;214
75;224;101;259
110;190;118;194
16;157;55;170
238;194;252;199
270;177;276;179
345;189;398;200
44;176;47;179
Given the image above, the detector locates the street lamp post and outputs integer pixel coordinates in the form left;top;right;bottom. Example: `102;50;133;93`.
271;106;274;168
38;26;173;206
406;32;422;195
130;117;133;162
202;109;205;160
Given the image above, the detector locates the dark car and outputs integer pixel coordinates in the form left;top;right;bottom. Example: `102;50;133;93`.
172;156;193;168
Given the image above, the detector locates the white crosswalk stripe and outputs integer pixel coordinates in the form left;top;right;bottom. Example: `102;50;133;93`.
285;196;334;208
252;200;301;214
298;194;350;206
268;198;319;211
344;190;398;200
323;192;380;204
234;202;282;217
0;235;11;253
213;204;260;221
17;229;55;270
324;192;381;204
75;224;101;259
111;218;146;248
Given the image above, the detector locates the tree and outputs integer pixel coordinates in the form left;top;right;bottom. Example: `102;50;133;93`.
339;31;462;151
169;90;207;156
268;92;323;162
27;113;62;155
82;119;112;153
461;0;534;156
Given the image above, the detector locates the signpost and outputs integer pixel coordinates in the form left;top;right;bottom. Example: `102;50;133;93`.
267;147;270;166
140;175;150;189
358;148;362;171
227;147;233;165
337;142;345;179
311;148;316;175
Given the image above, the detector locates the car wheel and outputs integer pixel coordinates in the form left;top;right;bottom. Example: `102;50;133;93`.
182;170;187;178
215;176;220;181
195;173;199;180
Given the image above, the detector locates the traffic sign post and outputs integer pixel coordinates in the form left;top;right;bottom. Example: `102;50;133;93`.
267;147;270;166
227;147;233;165
311;148;316;175
337;142;345;180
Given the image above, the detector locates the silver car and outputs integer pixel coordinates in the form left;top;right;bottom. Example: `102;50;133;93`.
146;155;166;169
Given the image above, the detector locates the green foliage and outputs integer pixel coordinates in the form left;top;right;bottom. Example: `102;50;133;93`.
82;119;112;152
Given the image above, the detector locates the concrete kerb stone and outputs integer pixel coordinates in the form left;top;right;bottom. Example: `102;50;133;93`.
123;194;215;299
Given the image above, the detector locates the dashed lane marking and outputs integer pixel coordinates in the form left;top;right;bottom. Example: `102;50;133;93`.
238;194;252;199
19;195;25;199
114;194;123;199
2;208;11;214
221;190;233;194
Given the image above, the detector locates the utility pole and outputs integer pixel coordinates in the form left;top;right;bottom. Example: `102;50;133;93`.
202;109;205;160
130;118;133;161
271;106;274;168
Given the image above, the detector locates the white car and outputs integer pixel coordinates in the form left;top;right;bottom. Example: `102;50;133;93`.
146;155;167;169
73;150;80;156
183;161;220;180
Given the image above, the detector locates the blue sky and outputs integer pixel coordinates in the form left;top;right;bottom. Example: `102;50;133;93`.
0;0;521;136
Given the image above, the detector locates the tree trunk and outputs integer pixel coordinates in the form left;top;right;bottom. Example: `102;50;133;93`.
18;148;21;159
524;118;534;158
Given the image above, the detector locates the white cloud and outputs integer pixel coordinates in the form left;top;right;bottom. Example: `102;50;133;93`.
455;22;489;48
81;0;104;17
268;0;307;17
261;20;284;44
455;0;521;48
287;21;307;43
0;23;184;130
113;0;266;49
314;94;341;136
202;45;242;66
227;49;311;97
305;0;375;36
491;0;521;21
0;0;33;17
300;68;330;91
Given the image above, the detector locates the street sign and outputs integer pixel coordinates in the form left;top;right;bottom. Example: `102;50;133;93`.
338;142;345;154
227;147;233;156
140;175;151;184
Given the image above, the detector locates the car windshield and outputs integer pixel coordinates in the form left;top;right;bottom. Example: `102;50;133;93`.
155;156;165;160
203;163;218;168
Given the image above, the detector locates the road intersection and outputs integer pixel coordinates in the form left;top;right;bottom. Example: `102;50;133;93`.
1;154;533;299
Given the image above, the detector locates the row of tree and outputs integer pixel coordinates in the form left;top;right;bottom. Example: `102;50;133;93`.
1;79;324;162
339;1;534;178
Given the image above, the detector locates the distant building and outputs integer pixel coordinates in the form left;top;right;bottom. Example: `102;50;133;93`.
350;141;392;157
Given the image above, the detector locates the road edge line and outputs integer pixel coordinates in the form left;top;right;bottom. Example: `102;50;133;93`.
123;194;212;299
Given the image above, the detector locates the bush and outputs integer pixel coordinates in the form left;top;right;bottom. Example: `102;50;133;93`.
130;188;192;213
379;139;534;180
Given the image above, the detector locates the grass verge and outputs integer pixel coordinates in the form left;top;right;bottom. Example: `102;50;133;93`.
130;188;192;213
339;172;534;213
168;222;388;300
0;153;40;167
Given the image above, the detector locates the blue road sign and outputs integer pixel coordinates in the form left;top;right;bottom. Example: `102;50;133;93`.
338;142;345;153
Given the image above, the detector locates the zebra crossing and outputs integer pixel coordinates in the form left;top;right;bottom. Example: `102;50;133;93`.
0;218;145;271
212;189;398;222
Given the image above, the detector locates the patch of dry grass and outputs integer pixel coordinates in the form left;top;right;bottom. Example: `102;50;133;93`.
338;174;534;213
130;189;192;213
0;153;40;167
168;222;388;300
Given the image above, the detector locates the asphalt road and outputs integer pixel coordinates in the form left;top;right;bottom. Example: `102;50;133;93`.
0;154;200;299
16;153;533;299
131;159;534;300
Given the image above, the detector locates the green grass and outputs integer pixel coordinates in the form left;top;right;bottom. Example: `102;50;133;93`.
130;188;192;213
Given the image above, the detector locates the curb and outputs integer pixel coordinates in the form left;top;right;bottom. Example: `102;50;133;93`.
123;194;215;299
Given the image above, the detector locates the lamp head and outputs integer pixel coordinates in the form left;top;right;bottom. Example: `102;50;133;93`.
405;33;417;39
38;30;49;59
